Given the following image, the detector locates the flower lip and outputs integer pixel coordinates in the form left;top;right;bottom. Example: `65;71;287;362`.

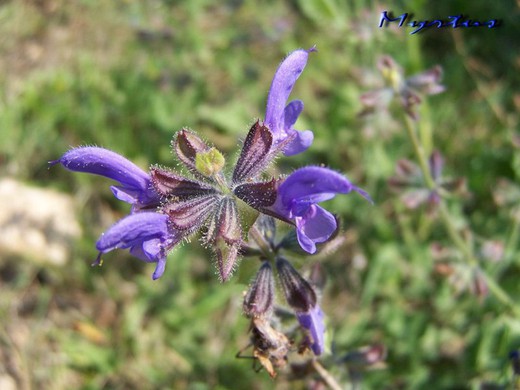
264;47;316;156
266;166;372;254
51;146;159;209
95;212;175;279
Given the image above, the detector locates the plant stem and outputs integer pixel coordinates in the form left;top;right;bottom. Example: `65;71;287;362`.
248;225;275;261
312;359;343;390
402;114;520;317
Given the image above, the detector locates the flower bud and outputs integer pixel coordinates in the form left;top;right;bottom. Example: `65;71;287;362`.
276;257;316;312
195;147;225;177
243;261;275;318
173;129;211;178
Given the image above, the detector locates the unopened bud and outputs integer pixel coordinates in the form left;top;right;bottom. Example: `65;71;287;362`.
195;147;225;177
243;262;275;318
276;257;316;312
174;129;211;177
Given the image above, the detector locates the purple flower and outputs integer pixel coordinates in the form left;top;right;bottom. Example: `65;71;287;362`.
264;47;316;156
51;147;160;211
94;212;178;280
270;167;371;254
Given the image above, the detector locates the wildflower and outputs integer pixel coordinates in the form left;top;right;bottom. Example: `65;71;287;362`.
359;55;445;120
388;150;465;210
264;47;316;156
94;212;177;280
254;166;372;254
53;49;369;283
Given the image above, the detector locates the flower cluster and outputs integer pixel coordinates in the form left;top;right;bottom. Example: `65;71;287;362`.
388;150;466;211
359;55;445;120
52;48;370;372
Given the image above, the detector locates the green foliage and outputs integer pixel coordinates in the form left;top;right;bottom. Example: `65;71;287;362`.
0;1;518;389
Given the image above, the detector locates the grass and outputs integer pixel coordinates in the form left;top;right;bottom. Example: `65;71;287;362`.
0;0;518;388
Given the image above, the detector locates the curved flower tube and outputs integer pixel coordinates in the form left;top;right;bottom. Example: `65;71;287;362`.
51;146;160;211
94;212;177;280
264;47;316;156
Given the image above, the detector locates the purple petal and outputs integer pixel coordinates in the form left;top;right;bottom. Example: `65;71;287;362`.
279;167;371;214
95;212;178;279
282;129;314;156
96;212;171;254
52;147;158;208
297;305;325;355
152;257;167;280
295;205;337;254
283;100;304;129
265;49;312;136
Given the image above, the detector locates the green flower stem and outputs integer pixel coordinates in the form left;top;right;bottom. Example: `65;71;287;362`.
249;225;276;261
402;114;520;317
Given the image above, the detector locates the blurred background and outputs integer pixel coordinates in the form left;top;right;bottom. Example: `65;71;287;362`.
0;0;519;388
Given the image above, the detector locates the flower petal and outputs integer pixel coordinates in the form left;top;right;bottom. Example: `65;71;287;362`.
279;166;371;212
265;48;313;136
96;212;171;254
282;129;314;156
296;305;325;355
52;147;158;208
283;100;304;129
295;205;337;254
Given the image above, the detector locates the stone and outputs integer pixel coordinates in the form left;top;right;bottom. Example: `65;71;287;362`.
0;178;81;266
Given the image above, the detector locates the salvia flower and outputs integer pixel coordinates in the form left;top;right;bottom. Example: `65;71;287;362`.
265;166;372;254
94;212;177;280
264;47;316;156
359;55;445;120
